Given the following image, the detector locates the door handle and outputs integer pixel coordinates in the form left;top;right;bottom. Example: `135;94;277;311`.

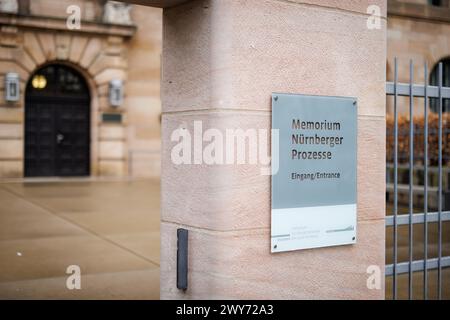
56;133;64;144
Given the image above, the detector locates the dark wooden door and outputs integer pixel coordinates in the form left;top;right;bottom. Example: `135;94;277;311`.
25;65;90;177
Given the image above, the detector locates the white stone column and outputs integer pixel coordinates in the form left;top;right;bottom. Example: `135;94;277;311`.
161;0;386;299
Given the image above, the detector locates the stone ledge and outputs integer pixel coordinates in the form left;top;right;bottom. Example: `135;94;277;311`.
0;13;136;38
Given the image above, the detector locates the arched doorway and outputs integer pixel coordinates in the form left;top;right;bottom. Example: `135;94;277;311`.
25;64;91;177
430;58;450;113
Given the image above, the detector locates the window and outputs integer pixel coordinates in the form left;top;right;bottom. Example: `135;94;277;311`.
429;0;450;7
429;0;442;6
430;58;450;113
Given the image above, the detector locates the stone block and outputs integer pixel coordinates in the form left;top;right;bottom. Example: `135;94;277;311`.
162;0;386;117
160;219;385;299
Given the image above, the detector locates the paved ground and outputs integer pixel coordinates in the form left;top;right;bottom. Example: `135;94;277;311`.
0;179;160;299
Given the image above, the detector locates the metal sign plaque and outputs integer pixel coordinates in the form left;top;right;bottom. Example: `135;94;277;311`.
271;93;357;253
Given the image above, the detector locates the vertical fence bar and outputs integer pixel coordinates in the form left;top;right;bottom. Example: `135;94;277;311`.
423;62;429;300
408;60;414;300
438;62;443;300
393;57;399;300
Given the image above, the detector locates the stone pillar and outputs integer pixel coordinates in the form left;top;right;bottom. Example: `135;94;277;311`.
161;0;386;299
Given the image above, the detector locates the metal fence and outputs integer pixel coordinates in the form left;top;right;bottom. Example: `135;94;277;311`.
386;58;450;299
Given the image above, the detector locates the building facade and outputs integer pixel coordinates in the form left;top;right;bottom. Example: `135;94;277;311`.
1;0;448;179
387;0;450;114
0;0;162;178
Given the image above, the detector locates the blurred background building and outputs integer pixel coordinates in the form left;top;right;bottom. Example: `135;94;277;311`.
387;0;450;115
0;0;162;179
386;0;450;175
0;0;449;175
